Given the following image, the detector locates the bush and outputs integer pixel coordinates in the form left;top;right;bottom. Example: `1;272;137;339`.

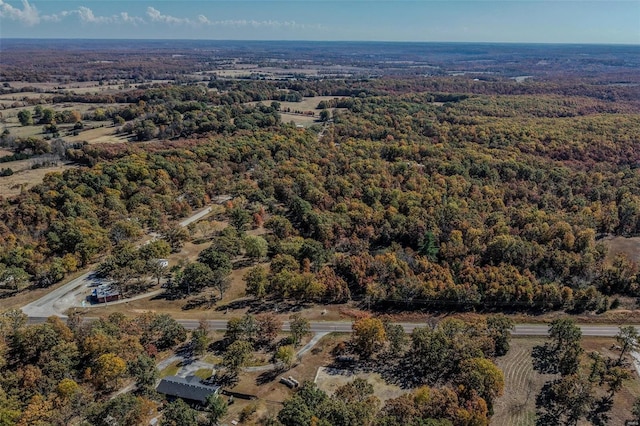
239;403;258;422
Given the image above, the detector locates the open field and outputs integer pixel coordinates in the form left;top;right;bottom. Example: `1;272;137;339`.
280;113;318;127
247;95;343;112
246;96;346;127
1;79;173;94
492;337;551;426
65;125;129;144
315;367;405;403
492;336;640;426
0;102;131;120
0;161;74;197
602;236;640;265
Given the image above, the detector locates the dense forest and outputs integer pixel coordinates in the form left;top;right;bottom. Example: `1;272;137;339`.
2;76;640;313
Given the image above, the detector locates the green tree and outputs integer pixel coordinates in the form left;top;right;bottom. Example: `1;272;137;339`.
383;320;407;355
108;220;143;245
140;313;187;350
225;317;245;343
456;358;504;413
17;110;33;126
138;239;171;261
222;340;253;374
206;393;227;425
0;266;30;291
128;354;159;396
265;215;295;239
161;399;198;426
298;239;328;271
536;374;594;426
319;109;331;122
86;394;145;426
198;248;232;275
615;325;639;365
162;224;189;252
419;231;439;261
244;235;268;260
275;345;296;370
487;314;514;357
180;262;214;295
197;248;232;298
244;266;268;298
534;318;583;376
192;320;209;356
229;207;251;231
40;108;55;124
289;313;310;347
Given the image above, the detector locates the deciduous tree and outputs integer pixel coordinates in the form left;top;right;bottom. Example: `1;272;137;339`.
161;398;198;426
351;317;386;359
206;393;227;425
289;314;310;347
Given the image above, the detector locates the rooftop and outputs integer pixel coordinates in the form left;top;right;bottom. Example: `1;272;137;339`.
156;376;220;404
92;284;120;298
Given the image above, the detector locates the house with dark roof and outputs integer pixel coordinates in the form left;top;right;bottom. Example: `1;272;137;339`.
156;376;220;407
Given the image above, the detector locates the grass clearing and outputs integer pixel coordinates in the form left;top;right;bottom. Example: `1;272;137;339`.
194;368;213;380
602;235;640;265
0;163;74;197
159;361;181;378
492;336;640;426
315;367;406;403
202;354;222;365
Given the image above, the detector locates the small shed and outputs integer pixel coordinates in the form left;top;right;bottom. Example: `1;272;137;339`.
156;376;221;406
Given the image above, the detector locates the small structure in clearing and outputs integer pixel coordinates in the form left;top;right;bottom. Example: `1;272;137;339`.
90;284;121;303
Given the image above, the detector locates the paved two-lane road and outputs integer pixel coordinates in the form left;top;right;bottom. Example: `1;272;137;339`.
26;315;629;338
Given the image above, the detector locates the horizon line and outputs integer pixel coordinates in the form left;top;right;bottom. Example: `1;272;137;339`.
1;37;639;46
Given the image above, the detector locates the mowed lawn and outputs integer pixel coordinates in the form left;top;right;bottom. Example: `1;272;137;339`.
492;336;640;426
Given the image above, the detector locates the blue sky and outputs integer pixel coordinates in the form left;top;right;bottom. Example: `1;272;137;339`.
0;1;638;43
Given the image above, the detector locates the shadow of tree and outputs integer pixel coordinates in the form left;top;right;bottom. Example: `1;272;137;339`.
256;367;283;386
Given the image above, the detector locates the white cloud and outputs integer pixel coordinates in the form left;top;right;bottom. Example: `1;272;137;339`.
43;6;145;26
78;6;112;24
145;6;315;30
147;6;190;25
120;12;144;25
0;1;321;32
0;0;40;26
209;19;319;30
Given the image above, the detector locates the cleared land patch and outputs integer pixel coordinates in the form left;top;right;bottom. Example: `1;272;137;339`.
315;366;406;403
492;336;640;426
0;162;73;197
602;235;640;265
